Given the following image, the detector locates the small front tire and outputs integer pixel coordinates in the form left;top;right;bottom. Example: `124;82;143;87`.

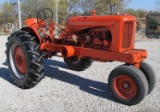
108;65;149;106
140;62;156;94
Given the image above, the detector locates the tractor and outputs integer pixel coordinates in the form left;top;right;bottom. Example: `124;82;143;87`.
146;12;160;38
6;8;155;106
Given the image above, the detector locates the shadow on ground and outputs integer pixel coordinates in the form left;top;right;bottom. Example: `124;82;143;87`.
44;59;112;101
0;59;112;101
0;67;14;84
0;61;14;84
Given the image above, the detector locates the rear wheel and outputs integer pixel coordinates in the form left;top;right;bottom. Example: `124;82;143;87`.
6;31;45;89
64;57;92;71
140;62;156;94
108;65;149;106
9;44;27;79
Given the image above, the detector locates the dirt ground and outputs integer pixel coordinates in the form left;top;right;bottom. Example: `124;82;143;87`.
0;34;160;112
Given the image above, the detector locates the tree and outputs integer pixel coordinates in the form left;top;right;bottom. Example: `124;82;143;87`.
79;0;97;15
0;2;16;25
20;0;53;18
58;0;79;23
125;8;137;17
125;9;148;18
0;0;133;27
20;0;79;23
79;0;132;15
136;9;148;18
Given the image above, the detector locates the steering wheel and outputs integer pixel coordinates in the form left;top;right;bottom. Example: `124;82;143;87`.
36;8;56;41
36;8;53;26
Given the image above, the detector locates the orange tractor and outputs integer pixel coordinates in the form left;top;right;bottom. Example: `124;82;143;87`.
6;8;155;105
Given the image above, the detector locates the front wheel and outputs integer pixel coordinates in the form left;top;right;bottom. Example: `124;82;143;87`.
108;65;149;106
6;31;45;89
140;62;156;94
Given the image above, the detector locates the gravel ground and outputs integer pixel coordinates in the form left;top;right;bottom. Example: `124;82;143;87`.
0;35;160;112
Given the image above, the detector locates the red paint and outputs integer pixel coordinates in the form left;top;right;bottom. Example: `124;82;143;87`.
113;75;137;99
23;11;146;68
14;46;27;75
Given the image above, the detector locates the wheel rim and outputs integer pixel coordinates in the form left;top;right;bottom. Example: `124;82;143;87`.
113;75;137;100
9;43;27;79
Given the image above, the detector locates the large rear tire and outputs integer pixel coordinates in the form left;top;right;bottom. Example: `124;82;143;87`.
108;65;149;106
64;57;92;71
6;30;45;89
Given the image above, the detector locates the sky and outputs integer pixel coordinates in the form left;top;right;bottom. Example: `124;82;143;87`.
0;0;157;11
126;0;156;11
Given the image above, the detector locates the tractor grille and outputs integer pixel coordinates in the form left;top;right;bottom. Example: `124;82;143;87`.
122;22;133;48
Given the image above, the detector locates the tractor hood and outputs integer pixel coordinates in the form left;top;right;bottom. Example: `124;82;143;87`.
65;14;136;33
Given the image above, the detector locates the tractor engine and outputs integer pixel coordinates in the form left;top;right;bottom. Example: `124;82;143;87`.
59;27;112;50
59;14;137;52
76;28;112;50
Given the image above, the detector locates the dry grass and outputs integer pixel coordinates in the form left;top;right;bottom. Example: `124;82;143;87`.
0;29;10;35
135;32;160;42
137;17;146;30
135;32;148;41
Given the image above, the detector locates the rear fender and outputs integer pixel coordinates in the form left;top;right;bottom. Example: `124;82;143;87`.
21;27;42;44
22;18;47;44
